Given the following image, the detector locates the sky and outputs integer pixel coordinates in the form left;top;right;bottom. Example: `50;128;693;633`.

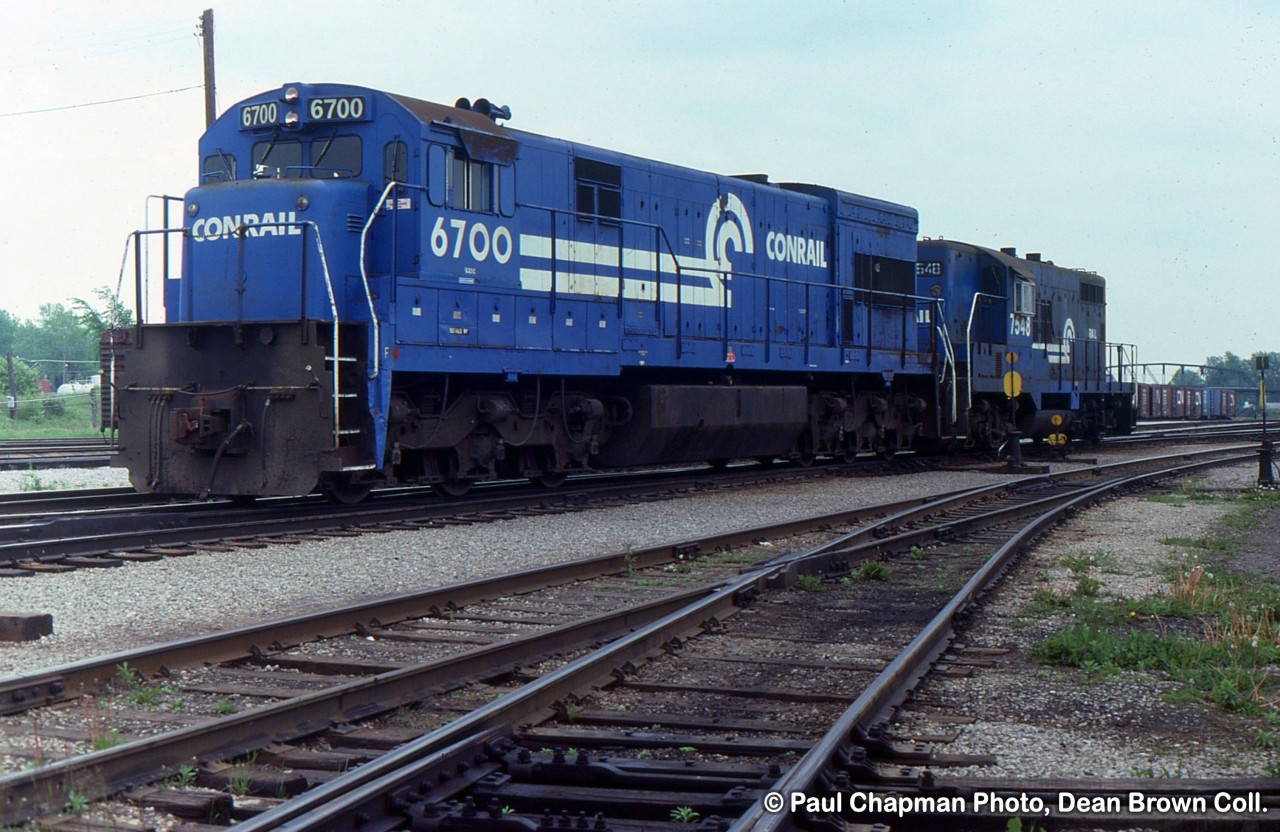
0;0;1275;371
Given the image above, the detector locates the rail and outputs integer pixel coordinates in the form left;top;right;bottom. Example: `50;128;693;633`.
733;449;1256;831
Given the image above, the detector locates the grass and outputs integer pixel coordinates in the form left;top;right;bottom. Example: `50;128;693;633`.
847;559;889;582
1026;529;1280;718
796;573;825;592
0;400;102;439
669;806;700;824
114;662;183;709
17;471;60;492
166;763;199;788
91;729;125;751
65;790;90;815
226;751;258;796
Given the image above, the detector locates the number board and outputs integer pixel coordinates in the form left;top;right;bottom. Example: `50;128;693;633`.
307;96;367;123
239;97;369;130
239;101;280;129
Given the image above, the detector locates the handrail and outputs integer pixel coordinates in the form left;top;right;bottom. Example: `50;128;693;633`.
358;180;422;379
964;291;1004;414
936;317;958;425
120;220;344;449
519;202;927;360
298;220;342;448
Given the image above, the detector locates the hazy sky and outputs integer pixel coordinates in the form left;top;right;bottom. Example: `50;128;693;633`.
0;0;1275;370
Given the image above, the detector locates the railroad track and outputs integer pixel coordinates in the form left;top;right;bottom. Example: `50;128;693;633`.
0;457;934;574
1113;420;1270;444
1;445;1271;829
0;436;115;470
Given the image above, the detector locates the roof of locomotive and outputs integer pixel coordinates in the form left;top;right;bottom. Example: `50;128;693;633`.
379;86;918;226
216;83;918;227
919;238;1105;286
387;92;514;141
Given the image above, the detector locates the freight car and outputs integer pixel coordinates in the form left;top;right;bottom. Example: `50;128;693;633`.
1135;383;1237;420
109;82;938;500
915;240;1134;446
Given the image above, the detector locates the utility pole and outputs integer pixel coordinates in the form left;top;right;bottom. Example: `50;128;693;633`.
6;354;16;420
200;9;217;128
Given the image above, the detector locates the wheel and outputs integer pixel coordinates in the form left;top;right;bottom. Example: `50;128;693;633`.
324;476;372;505
532;472;567;489
433;479;474;498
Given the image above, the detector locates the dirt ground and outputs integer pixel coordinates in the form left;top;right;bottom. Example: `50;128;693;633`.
1222;498;1280;582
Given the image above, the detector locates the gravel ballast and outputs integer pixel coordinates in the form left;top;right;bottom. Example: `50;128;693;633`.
0;465;1024;676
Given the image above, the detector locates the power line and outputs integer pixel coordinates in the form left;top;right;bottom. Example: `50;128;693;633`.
0;20;194;72
0;85;202;118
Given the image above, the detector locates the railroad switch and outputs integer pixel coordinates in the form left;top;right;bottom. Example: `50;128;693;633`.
1258;440;1277;489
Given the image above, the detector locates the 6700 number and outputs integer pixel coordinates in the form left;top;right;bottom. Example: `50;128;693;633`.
308;96;366;122
431;217;513;265
240;102;278;128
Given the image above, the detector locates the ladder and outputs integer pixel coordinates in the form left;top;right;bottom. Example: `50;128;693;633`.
325;326;375;471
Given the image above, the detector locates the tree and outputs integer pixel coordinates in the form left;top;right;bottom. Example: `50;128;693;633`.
1203;352;1256;388
71;287;134;340
1170;367;1205;386
1;357;40;398
0;309;17;357
13;304;95;387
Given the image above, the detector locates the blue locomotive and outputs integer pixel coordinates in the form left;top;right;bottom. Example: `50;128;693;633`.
915;239;1135;446
110;82;943;500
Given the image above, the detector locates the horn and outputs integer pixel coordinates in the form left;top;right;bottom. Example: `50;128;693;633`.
454;97;472;111
472;98;511;122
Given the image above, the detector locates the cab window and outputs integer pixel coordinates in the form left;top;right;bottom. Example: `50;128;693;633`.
449;149;495;212
309;135;362;178
384;141;408;186
202;152;237;183
252;139;303;179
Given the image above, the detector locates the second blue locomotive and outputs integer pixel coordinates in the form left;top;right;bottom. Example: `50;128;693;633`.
916;240;1134;446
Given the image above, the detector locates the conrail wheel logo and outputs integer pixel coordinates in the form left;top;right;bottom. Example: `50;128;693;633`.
707;192;754;264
